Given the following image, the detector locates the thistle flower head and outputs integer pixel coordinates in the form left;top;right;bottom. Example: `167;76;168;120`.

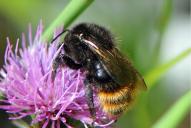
0;22;115;128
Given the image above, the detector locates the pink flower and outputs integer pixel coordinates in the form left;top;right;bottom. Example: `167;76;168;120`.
0;22;115;128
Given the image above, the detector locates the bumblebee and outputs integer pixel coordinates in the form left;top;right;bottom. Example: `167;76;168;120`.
51;23;147;120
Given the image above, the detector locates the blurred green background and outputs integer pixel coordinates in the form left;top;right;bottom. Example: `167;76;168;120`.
0;0;190;128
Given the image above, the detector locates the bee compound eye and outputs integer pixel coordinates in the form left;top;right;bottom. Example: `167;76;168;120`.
63;45;70;53
63;45;67;50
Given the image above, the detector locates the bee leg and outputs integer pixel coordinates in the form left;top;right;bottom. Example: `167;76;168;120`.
84;77;96;127
51;54;62;82
51;54;82;82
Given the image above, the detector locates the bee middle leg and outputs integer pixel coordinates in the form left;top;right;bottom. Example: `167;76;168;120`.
84;76;96;126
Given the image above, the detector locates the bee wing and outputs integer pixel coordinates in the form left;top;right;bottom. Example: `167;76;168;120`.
83;39;147;90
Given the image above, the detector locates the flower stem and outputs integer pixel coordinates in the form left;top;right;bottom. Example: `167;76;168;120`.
42;0;94;42
153;91;191;128
151;0;172;67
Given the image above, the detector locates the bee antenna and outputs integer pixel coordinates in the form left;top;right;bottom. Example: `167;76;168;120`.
51;29;70;44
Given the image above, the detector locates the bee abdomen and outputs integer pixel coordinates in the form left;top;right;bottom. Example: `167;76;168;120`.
102;101;130;115
98;86;133;115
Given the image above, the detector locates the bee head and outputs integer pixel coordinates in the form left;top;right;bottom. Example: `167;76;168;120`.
63;31;92;65
59;23;114;65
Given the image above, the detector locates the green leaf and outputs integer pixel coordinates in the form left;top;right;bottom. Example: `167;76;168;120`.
152;91;191;128
145;48;191;88
42;0;94;41
156;0;172;34
151;0;173;66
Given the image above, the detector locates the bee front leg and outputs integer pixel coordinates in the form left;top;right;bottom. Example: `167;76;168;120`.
51;54;82;82
51;54;63;82
84;77;96;126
